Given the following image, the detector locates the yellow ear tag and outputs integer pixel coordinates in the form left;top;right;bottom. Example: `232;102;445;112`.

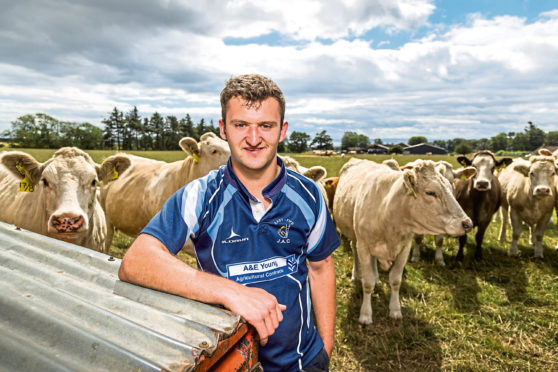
412;189;417;198
460;174;467;181
325;183;332;189
15;164;35;192
500;163;507;169
112;168;119;180
192;153;199;163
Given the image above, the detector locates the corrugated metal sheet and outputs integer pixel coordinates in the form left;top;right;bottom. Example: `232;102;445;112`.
0;222;243;372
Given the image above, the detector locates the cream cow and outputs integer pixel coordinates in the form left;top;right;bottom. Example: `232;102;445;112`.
411;161;476;265
101;132;230;252
333;158;472;324
0;148;130;253
498;155;557;258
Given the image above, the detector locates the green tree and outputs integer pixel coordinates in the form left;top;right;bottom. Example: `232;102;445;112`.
196;118;206;140
490;133;508;152
408;136;427;146
310;130;333;150
511;132;528;151
341;131;369;150
388;145;403;154
288;131;311;153
179;114;196;139
455;142;472;155
525;121;545;151
102;107;124;150
546;131;558;146
126;106;142;150
9;114;39;147
149;112;165;150
165;115;181;150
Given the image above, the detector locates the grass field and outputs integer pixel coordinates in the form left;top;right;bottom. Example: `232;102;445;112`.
5;148;558;371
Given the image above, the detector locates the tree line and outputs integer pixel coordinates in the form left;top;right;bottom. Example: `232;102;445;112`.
2;110;556;154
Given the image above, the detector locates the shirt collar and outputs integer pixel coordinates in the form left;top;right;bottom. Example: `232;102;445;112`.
224;156;287;202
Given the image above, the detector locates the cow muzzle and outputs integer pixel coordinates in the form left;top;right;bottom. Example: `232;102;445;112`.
533;186;552;197
49;213;85;233
473;179;491;191
462;218;473;233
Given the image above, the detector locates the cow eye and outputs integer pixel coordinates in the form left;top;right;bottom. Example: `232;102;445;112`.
212;149;218;155
426;191;437;198
91;179;97;187
42;178;49;187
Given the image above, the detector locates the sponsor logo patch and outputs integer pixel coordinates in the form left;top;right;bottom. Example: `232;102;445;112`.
227;255;298;284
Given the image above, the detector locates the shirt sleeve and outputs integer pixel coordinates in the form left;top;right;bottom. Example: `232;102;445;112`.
306;182;340;262
140;179;206;255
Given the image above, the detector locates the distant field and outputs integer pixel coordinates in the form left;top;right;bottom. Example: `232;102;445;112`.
6;148;558;371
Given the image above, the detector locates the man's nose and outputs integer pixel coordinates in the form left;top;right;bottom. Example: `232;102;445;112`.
247;126;260;145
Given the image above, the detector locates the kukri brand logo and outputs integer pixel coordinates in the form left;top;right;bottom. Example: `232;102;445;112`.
222;227;249;244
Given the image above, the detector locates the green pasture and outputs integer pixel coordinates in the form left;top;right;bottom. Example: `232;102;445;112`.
6;149;558;371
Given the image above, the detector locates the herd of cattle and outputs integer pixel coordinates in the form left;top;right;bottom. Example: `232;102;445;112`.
1;133;557;325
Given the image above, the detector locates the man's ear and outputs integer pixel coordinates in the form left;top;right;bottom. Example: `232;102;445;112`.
218;119;227;141
179;137;200;162
97;154;132;183
0;151;43;184
279;121;288;142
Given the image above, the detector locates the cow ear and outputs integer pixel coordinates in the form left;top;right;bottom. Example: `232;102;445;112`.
402;169;418;198
97;154;131;183
513;162;530;177
303;166;326;182
496;157;513;170
382;159;400;171
538;149;553;156
454;166;476;181
179;137;200;162
0;151;43;184
456;156;471;167
199;132;217;141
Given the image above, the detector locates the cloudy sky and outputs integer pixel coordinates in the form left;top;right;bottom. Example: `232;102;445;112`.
1;0;557;144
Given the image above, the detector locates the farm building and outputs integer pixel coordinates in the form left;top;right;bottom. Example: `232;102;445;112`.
366;144;389;154
533;144;558;155
403;143;448;155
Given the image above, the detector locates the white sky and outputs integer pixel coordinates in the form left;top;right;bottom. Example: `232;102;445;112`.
1;0;557;143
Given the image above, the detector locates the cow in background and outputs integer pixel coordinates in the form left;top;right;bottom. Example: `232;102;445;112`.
454;151;513;261
333;158;472;324
281;155;330;210
498;155;557;258
0;148;130;253
100;132;230;253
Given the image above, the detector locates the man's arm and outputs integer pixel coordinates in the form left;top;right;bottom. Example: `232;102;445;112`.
308;254;336;357
118;233;286;345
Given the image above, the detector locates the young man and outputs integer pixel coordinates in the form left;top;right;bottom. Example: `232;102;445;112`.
118;74;340;372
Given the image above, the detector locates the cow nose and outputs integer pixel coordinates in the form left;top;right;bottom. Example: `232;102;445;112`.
534;186;551;196
474;180;490;190
462;219;473;233
50;214;85;233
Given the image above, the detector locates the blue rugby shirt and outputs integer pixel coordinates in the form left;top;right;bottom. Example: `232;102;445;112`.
141;156;340;372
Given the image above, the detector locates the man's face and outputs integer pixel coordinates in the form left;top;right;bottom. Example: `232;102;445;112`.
219;96;288;176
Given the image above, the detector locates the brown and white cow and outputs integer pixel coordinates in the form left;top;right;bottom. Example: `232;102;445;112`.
498;155;557;258
454;151;513;261
322;177;339;212
333;158;472;324
411;161;476;265
0;148;130;253
100;132;230;252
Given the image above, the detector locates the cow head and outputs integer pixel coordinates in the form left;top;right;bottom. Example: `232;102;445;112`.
179;132;231;176
402;160;473;236
457;151;512;191
513;155;557;197
1;148;130;245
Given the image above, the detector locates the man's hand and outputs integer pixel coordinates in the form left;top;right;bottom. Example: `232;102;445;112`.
223;285;286;346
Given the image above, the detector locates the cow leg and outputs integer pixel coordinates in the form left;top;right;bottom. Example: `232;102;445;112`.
357;244;376;325
350;240;360;282
388;241;412;320
498;205;508;242
533;213;552;258
104;218;115;254
474;223;488;261
456;234;467;261
508;209;522;257
410;234;423;263
434;234;445;266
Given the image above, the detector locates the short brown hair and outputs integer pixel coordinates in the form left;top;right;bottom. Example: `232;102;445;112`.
220;74;285;125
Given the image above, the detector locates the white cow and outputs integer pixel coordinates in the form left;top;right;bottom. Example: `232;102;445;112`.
0;148;130;253
410;161;476;265
100;132;230;252
333;158;472;324
498;155;557;258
